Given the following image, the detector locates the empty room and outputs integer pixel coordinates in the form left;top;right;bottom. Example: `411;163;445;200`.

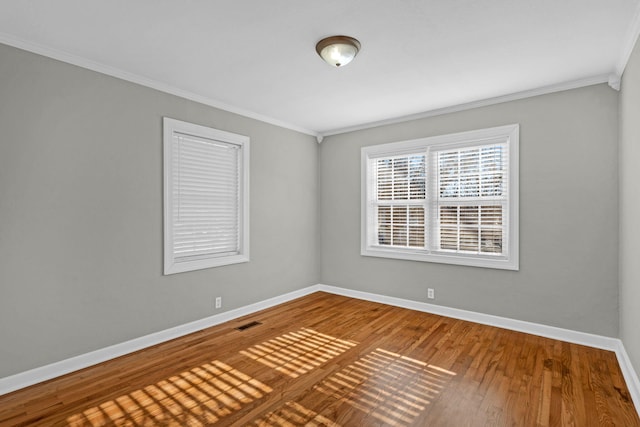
1;1;640;426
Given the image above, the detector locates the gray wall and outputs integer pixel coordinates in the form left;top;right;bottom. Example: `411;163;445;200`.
620;37;640;375
0;44;319;378
0;40;627;380
320;84;619;337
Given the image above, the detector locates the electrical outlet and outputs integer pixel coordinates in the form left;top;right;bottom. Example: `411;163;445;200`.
215;296;222;309
427;288;435;300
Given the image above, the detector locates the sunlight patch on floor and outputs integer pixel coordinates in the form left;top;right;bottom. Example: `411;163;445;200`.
314;348;456;426
250;401;342;427
240;328;358;378
65;360;272;426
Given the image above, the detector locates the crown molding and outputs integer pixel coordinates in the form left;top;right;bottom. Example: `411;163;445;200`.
0;30;629;142
615;0;640;77
0;33;319;139
609;74;621;91
320;74;611;137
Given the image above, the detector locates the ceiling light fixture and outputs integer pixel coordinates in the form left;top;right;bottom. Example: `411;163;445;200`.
315;35;361;67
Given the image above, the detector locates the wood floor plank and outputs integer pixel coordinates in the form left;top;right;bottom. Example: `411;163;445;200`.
0;292;638;426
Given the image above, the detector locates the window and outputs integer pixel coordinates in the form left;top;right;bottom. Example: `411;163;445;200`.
362;124;518;270
164;118;249;274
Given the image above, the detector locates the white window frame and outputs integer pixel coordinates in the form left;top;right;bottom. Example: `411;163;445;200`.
163;117;250;274
361;124;519;270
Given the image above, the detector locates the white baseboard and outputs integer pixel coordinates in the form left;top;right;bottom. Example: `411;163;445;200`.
615;341;640;413
316;285;619;349
0;285;321;396
315;284;640;414
1;282;638;416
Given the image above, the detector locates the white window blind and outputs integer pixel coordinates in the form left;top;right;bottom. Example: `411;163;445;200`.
172;133;240;260
373;154;426;248
434;143;507;255
362;124;518;270
164;118;249;274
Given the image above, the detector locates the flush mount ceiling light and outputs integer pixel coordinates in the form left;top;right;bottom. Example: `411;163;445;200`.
315;35;361;67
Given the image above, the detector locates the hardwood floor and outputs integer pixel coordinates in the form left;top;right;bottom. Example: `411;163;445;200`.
0;292;638;426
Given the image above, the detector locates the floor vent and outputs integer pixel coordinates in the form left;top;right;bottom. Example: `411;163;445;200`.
236;321;262;331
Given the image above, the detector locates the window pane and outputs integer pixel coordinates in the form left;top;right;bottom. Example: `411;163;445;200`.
392;206;408;246
438;152;458;198
376;204;425;249
437;205;504;255
378;206;391;245
440;227;458;250
439;144;506;200
440;206;458;225
376;155;425;202
377;159;393;200
480;205;502;225
460;206;479;226
480;145;505;196
409;227;425;247
408;206;424;224
481;229;503;253
393;157;409;199
460;227;479;252
459;149;480;197
408;207;425;248
409;155;426;199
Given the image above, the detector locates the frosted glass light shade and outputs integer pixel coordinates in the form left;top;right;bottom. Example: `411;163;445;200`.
316;36;361;67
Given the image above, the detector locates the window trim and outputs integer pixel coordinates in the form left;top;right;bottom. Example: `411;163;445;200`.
163;117;250;275
361;124;519;270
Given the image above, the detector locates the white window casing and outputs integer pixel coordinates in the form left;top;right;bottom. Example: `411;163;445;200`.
164;118;249;274
361;124;519;270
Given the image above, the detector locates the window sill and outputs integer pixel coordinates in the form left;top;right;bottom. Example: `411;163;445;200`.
164;254;250;275
361;246;518;271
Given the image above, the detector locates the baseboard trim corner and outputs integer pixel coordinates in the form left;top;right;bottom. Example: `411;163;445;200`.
615;341;640;413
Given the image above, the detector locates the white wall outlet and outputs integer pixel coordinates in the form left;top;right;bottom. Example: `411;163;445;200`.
427;288;435;299
215;296;222;309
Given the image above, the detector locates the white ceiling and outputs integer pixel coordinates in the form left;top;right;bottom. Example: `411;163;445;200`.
1;1;639;137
